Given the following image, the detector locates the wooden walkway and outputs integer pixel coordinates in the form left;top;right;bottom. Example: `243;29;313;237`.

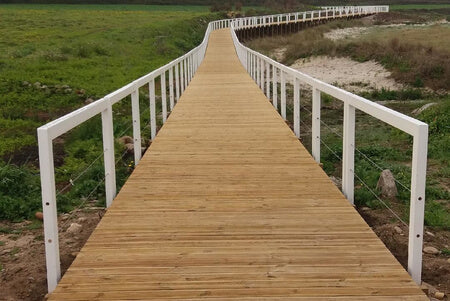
49;29;427;300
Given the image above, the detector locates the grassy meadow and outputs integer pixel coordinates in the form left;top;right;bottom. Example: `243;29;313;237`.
0;4;219;220
246;10;450;229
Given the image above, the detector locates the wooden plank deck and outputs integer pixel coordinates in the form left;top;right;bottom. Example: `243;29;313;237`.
49;29;427;300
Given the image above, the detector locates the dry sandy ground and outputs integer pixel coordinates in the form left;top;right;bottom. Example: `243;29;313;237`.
290;55;403;93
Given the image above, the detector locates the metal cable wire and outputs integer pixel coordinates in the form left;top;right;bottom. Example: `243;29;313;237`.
300;119;409;227
354;173;409;227
300;104;411;193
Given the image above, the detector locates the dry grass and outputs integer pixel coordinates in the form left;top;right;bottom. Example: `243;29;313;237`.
246;21;450;90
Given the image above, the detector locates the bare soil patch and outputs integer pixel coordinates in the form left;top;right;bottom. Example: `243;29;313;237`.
358;207;450;299
0;208;104;301
290;55;403;93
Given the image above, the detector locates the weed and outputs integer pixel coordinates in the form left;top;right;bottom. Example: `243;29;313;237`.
0;241;5;246
0;226;12;234
9;247;20;257
442;249;450;256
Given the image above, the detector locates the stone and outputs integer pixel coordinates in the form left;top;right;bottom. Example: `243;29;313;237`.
434;291;445;300
426;231;435;237
77;217;87;223
447;258;450;264
33;82;41;88
66;223;82;235
64;88;72;94
376;169;398;199
125;143;135;154
394;226;402;234
35;211;43;221
329;176;342;188
70;251;79;257
84;98;94;104
420;282;429;294
412;103;436;115
423;246;439;255
76;89;86;95
22;81;30;86
361;207;371;212
118;136;133;145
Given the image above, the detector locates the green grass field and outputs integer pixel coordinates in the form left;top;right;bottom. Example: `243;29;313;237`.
0;4;210;11
0;4;218;220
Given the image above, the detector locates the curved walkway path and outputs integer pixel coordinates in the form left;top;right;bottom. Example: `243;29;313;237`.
49;29;426;300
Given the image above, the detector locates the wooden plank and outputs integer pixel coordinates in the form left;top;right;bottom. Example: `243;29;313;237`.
48;29;427;300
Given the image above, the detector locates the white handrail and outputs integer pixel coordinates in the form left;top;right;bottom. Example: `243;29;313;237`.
228;5;427;285
39;6;425;294
38;19;221;293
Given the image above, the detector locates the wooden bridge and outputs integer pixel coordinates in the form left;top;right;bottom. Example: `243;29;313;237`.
46;27;427;300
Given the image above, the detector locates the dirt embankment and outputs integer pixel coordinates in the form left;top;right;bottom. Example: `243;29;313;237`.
0;208;104;301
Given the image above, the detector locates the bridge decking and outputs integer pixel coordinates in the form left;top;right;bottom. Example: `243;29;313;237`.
49;29;427;300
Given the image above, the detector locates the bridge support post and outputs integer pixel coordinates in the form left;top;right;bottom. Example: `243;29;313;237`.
265;61;270;98
169;67;174;110
293;78;300;138
281;71;286;119
312;88;321;163
408;125;428;284
101;98;117;208
175;63;180;102
131;88;142;166
342;102;355;204
272;66;278;110
161;72;167;123
38;129;61;293
149;79;156;140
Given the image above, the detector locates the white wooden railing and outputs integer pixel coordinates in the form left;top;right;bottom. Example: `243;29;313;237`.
39;5;427;294
229;6;427;285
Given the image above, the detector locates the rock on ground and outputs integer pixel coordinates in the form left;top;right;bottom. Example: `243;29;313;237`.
376;169;398;199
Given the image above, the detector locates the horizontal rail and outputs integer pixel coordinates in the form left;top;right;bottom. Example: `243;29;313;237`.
229;7;428;285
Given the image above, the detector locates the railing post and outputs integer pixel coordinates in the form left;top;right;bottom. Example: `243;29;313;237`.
408;125;428;284
182;58;187;92
149;78;156;140
312;88;321;163
281;71;286;119
184;58;188;88
272;66;278;109
131;87;142;165
265;61;270;98
161;72;167;123
293;78;300;138
256;57;261;87
101;98;116;208
38;129;61;293
169;67;174;110
175;63;180;101
342;102;355;204
260;58;264;90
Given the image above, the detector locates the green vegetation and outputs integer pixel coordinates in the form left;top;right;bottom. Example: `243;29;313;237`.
247;11;449;230
0;5;218;221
